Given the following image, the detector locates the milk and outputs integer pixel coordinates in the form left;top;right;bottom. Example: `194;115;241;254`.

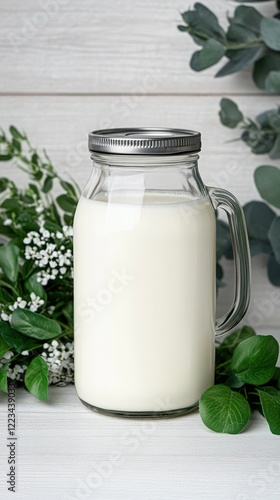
74;191;216;412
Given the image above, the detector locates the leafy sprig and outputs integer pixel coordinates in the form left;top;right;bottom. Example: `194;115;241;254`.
0;126;79;399
178;2;280;93
200;326;280;434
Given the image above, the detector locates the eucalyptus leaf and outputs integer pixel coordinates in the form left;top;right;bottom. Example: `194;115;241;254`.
199;385;251;434
249;239;271;256
254;165;280;208
216;47;263;77
219;98;243;128
270;134;280;159
231;5;263;33
258;387;280;435
0;364;9;393
181;3;225;41
243;201;276;241
231;335;279;385
268;216;280;263
265;71;280;94
0;241;20;282
191;39;226;71
24;356;48;401
260;17;280;51
253;54;280;90
268;255;280;286
11;309;61;340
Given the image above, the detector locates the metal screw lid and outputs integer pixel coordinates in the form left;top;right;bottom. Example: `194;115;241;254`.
88;127;201;155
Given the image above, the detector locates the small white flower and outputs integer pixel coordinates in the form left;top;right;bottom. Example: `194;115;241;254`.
56;231;63;239
3;218;12;226
21;350;29;356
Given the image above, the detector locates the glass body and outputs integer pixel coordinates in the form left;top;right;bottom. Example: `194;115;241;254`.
74;152;250;417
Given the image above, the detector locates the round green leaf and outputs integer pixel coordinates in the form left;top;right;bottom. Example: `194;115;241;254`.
254;165;280;209
260;17;280;50
231;335;279;385
56;194;76;213
258;387;280;435
265;71;280;94
253;54;280;90
243;201;276;240
216;47;263;77
24;356;48;401
199;385;251;434
270;134;280;159
268;216;280;263
219;325;256;352
190;39;226;71
268;255;280;286
11;309;61;340
219;98;243;128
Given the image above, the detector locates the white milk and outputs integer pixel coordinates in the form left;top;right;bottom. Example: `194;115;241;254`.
74;192;216;412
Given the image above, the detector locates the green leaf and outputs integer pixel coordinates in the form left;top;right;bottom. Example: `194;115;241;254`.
0;364;9;393
199;385;251;434
0;321;40;353
0;241;20;282
9;125;24;140
268;255;280;286
219;325;256;352
216;47;263;77
56;194;76;213
260;17;280;51
258;387;280;435
253;54;280;90
249;239;271;256
25;273;47;301
219;98;243;128
60;180;77;198
24;356;48;401
231;5;263;33
243;201;276;241
265;71;280;94
231;335;279;385
181;3;225;41
0;154;13;161
190;39;226;71
0;335;10;358
268;216;280;263
270;134;280;159
0;178;9;193
42;175;53;194
11;309;61;340
254;165;280;208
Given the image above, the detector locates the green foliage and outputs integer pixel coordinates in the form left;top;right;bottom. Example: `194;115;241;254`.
219;99;280;158
24;356;48;401
178;2;280;93
0;126;79;400
200;327;280;434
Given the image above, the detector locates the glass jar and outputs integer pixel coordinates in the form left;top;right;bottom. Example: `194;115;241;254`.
74;128;250;417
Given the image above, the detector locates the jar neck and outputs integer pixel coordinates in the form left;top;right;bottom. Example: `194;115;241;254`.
83;152;207;201
90;151;200;169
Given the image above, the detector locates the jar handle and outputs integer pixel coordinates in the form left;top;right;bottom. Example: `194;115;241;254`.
208;187;251;338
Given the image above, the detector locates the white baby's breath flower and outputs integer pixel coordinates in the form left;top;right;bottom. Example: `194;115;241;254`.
3;218;12;226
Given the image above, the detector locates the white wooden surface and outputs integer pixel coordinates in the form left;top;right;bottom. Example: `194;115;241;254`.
0;383;280;500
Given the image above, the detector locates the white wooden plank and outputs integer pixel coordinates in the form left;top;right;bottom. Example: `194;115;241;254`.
1;94;280;326
0;0;275;94
0;386;280;500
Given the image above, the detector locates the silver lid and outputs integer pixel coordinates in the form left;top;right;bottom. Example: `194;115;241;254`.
88;127;201;155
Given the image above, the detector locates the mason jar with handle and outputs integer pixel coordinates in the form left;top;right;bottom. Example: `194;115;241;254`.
74;128;251;417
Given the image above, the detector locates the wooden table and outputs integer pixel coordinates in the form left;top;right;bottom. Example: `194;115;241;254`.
0;384;279;500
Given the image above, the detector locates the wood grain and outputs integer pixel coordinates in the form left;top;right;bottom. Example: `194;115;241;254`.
0;0;275;95
0;385;280;500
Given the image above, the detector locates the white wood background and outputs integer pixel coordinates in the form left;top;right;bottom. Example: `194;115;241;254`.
1;1;280;499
